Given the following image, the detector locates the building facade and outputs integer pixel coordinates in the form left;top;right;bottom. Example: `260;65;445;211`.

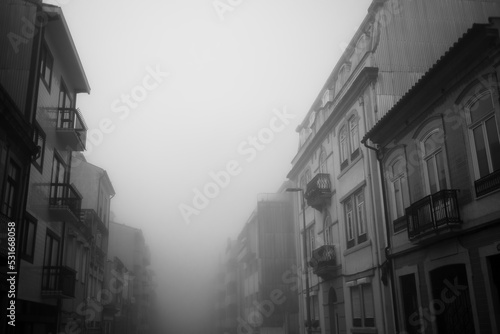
363;19;500;334
14;3;92;334
235;189;298;334
0;1;42;332
107;222;154;334
287;1;500;334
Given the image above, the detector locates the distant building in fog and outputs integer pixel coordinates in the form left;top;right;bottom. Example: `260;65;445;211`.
215;181;299;334
107;222;154;334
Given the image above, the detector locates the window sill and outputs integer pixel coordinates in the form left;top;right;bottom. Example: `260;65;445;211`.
344;239;371;256
338;152;363;180
351;328;377;334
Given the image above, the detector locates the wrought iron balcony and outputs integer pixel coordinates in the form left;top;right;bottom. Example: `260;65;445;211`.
475;169;500;197
305;173;333;211
56;107;87;151
49;183;82;224
41;266;76;298
406;189;461;241
309;245;336;279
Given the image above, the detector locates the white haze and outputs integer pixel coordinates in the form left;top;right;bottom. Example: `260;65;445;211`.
44;0;371;332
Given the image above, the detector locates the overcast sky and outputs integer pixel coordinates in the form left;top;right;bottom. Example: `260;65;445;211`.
45;0;371;331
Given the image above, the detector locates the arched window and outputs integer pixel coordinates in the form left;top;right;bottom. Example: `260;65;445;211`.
421;128;448;194
387;157;410;223
349;115;360;157
319;147;328;174
324;212;333;245
340;126;348;166
465;89;500;179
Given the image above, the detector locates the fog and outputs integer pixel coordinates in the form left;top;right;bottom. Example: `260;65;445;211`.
44;0;371;332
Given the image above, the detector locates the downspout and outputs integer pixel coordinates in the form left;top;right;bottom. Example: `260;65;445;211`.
362;139;400;333
360;100;386;332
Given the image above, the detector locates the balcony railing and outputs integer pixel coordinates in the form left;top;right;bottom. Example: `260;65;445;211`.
56;108;87;151
49;183;82;223
475;169;500;197
406;189;461;240
305;173;333;211
309;245;336;279
41;266;76;298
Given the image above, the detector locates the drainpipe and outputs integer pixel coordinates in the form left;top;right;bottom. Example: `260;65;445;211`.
362;139;400;333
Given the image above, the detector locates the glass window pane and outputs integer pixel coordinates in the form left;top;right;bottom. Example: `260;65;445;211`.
351;287;361;319
470;93;493;123
436;151;447;190
486;117;500;172
394;178;404;217
363;284;375;319
473;126;490;178
424;131;442;155
426;158;438;194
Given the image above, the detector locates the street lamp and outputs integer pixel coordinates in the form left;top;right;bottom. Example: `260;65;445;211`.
286;187;312;334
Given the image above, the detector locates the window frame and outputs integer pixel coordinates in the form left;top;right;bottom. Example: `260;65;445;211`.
40;41;54;91
1;159;21;219
32;122;46;172
344;188;368;249
386;156;411;232
465;88;500;181
339;113;361;171
21;213;37;263
324;212;333;245
420;128;450;195
351;283;375;328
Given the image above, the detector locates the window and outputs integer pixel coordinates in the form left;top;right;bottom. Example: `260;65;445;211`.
40;41;53;91
351;283;375;328
51;154;67;185
43;230;60;290
32;122;46;172
388;157;410;233
466;89;500;180
400;274;420;334
339;114;361;170
1;160;20;219
306;223;316;256
345;189;367;249
21;214;37;262
349;116;360;159
340;126;348;168
422;129;448;194
319;147;328;174
324;213;333;245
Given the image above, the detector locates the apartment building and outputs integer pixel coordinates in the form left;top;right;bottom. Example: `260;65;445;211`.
235;189;298;334
0;1;41;333
6;2;93;333
286;1;500;333
71;153;115;334
363;19;500;334
103;256;134;334
107;222;153;334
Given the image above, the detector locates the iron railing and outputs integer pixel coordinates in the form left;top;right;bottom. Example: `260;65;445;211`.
305;173;333;210
56;107;87;150
41;265;76;298
309;245;336;278
49;183;82;219
475;169;500;197
406;189;461;240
